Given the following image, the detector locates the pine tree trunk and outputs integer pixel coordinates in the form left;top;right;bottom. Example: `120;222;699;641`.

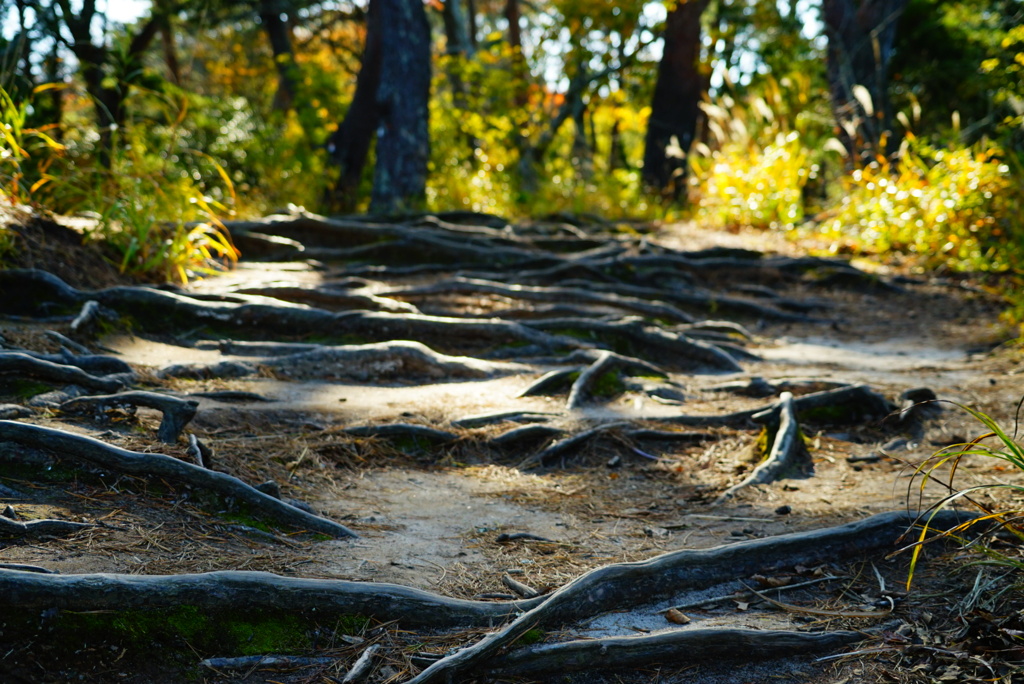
642;0;711;201
325;1;384;212
369;0;432;215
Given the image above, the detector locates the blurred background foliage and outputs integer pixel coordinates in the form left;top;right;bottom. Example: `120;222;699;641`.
0;0;1021;297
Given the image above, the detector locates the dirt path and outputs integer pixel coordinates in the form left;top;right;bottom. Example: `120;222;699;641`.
1;212;1021;683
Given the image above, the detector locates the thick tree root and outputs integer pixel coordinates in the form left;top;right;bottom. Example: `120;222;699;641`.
524;317;743;372
404;509;972;684
651;384;896;427
342;423;458;445
0;352;125;394
0;421;357;539
0;270;575;357
0;512;972;652
60;391;199;443
0;568;526;628
230;284;419;314
384;277;698;324
567;350;620;408
715;392;812;503
0;515;93;539
523;422;633;468
262;340;515;381
483;628;861;678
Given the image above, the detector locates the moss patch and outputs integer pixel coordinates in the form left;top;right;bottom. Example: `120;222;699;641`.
50;605;314;656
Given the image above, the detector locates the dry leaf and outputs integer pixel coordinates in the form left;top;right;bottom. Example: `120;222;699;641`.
665;608;690;624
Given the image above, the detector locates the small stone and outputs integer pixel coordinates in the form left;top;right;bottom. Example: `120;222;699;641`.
775;505;792;515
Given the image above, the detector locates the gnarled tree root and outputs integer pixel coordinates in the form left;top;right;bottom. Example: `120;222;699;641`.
525;317;742;372
715;391;812;503
0;352;124;394
652;384;895;427
0;269;576;357
60;391;199;444
0;569;525;629
405;509;972;684
384;276;698;324
0;421;357;539
0;515;93;539
483;628;861;678
262;340;515;382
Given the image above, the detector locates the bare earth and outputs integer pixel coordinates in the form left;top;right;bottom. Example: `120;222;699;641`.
1;214;1022;683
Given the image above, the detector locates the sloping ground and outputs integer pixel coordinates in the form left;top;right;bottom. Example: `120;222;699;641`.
0;209;1022;683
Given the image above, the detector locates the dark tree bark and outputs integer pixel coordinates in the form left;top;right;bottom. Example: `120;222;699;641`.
442;0;473;56
642;0;712;200
823;0;909;161
258;0;300;111
466;0;478;51
325;1;383;212
505;0;528;108
369;0;432;214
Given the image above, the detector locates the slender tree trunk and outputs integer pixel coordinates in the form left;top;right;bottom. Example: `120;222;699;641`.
505;0;528;108
823;0;908;161
442;0;473;56
369;0;432;214
466;0;478;51
258;0;300;112
325;0;383;212
642;0;712;200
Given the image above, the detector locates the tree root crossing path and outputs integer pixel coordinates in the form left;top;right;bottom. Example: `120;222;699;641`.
0;210;1013;683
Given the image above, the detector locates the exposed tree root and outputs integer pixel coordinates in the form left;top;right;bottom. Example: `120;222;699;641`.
715;392;812;503
384;277;698;324
60;391;199;443
0;421;357;538
230;284;419;314
0;269;578;356
490;423;565;450
0;510;973;679
567;350;621;408
262;340;515;382
524;317;743;372
405;509;973;684
651;384;895;427
20;350;135;377
0;514;93;539
342;423;458;445
0;351;125;394
450;410;559;429
518;367;585;397
483;628;862;678
523;422;633;468
200;654;338;672
0;568;525;628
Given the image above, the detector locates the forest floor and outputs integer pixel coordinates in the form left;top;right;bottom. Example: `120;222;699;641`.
1;207;1023;683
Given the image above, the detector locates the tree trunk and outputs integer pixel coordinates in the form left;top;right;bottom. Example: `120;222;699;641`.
369;0;432;215
823;0;908;161
642;0;711;200
258;0;300;112
325;1;384;212
442;0;473;56
466;0;478;51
